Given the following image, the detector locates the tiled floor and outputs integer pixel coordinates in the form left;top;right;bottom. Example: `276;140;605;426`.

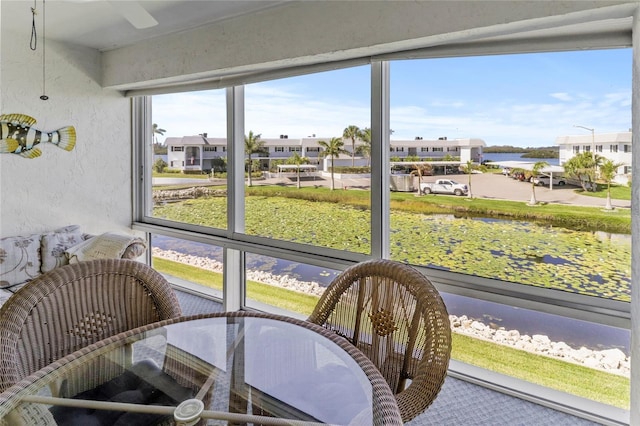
175;289;602;426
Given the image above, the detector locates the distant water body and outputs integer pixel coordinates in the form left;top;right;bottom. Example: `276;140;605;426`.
482;152;559;166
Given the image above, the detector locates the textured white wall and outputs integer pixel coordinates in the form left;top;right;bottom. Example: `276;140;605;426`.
0;30;132;237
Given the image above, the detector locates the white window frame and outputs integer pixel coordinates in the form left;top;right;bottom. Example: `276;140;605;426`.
131;15;636;424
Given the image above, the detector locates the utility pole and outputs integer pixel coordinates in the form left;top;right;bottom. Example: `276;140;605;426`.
574;125;595;154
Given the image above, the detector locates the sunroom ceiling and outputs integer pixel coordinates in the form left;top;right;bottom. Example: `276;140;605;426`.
0;0;290;51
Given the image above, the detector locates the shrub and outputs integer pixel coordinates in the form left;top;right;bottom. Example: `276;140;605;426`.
332;166;370;174
153;158;168;173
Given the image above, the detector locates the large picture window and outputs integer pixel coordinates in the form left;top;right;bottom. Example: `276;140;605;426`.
136;47;631;416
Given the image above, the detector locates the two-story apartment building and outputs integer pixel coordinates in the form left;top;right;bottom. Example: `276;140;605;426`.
165;134;227;173
556;131;632;184
165;134;485;172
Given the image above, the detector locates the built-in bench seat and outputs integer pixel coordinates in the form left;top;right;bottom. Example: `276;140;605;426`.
0;226;146;309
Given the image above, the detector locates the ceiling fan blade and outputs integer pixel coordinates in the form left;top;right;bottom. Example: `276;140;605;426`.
108;1;158;29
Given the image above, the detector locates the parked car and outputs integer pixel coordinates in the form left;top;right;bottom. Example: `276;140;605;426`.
420;179;468;196
533;175;566;186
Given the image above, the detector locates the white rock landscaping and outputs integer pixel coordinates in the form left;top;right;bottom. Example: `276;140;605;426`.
449;314;629;377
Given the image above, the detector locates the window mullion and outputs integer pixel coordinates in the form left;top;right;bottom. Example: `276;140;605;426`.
629;7;640;426
370;61;390;259
224;86;246;310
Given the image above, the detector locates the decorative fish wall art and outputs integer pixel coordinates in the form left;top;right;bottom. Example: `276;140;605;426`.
0;113;76;159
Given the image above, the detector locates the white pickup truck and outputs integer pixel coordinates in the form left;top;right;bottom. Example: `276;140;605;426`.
420;179;468;196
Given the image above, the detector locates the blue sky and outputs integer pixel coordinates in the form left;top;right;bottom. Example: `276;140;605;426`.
154;48;631;148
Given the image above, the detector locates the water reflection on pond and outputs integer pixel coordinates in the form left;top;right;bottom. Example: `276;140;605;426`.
443;293;630;355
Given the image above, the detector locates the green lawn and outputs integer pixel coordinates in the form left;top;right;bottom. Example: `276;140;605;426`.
153;257;629;409
453;334;629;408
576;183;632;201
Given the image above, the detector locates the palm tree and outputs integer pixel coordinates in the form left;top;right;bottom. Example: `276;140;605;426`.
599;159;623;210
152;123;166;144
356;127;372;166
318;137;348;190
245;131;264;187
528;161;549;205
410;163;432;194
287;152;310;189
464;160;474;199
563;152;601;192
152;123;166;154
343;125;361;167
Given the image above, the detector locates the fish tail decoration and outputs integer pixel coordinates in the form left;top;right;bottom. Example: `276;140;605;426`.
0;138;20;153
19;148;42;159
50;126;76;152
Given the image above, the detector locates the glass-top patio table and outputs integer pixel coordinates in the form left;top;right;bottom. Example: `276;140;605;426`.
0;311;402;425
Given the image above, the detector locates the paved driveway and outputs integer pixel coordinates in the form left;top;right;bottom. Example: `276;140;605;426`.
452;173;631;209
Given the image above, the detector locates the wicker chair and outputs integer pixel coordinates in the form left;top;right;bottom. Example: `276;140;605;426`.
0;258;182;393
308;259;451;423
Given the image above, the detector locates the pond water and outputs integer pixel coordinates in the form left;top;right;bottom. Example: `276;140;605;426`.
444;293;629;354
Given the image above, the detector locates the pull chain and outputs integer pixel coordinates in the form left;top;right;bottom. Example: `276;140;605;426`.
30;0;37;50
29;0;48;100
40;0;48;100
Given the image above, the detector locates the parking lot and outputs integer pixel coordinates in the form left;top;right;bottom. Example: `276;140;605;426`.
261;172;630;209
447;172;631;208
159;170;630;210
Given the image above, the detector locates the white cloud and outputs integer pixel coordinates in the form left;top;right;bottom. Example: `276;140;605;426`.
549;92;573;101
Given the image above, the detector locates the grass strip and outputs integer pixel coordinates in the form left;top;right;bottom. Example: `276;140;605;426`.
153;257;318;316
153;257;629;409
452;334;629;409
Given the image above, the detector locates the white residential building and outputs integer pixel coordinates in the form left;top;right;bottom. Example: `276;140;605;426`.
556;131;632;184
165;134;485;173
